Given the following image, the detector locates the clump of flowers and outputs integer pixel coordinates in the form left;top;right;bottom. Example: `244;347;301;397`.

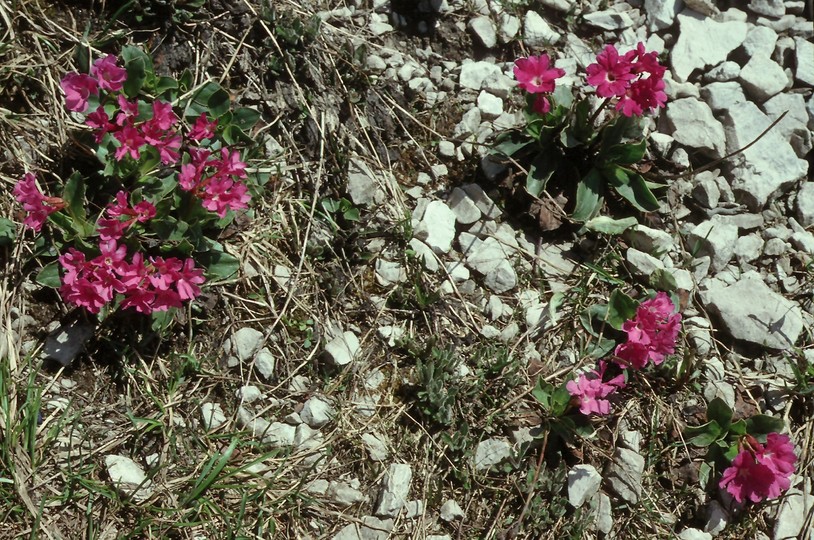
566;360;626;416
14;48;260;318
495;41;668;223
614;292;682;369
719;433;797;504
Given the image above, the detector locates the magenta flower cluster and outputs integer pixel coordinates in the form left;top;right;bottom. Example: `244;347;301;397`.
585;43;667;117
13;53;254;315
614;292;682;369
513;42;666;118
567;292;681;416
719;433;797;504
566;361;626;416
60;240;204;315
60;54;250;218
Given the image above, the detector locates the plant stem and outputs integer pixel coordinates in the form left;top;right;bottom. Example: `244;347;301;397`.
587;97;611;128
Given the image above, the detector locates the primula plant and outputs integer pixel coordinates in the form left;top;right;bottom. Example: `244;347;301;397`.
494;42;667;223
14;46;263;327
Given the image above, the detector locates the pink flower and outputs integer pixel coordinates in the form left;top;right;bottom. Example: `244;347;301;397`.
176;258;205;300
566;361;626;416
201;177;251;218
586;45;635;98
532;94;551;114
85;106;116;143
90;55;127;92
114;125;145;161
214;148;248;179
13;173;65;231
115;95;139;126
150;100;177;131
60;73;99;112
514;54;565;94
98;191;156;240
615;292;681;369
759;433;797;477
188;113;218;141
720;434;796;504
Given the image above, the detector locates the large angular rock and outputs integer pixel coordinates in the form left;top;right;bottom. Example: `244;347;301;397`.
105;455;153;503
722;101;808;210
687;217;738;273
414;201;457;254
644;0;682;31
459;61;502;91
794;37;814;86
666;98;726;158
567;464;602;508
738;55;788;102
604;448;645;504
671;12;748;82
762;92;813;157
523;10;560;47
700;81;747;112
700;276;803;350
375;464;412;517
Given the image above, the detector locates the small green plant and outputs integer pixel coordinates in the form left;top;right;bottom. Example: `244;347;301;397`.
320;197;359;229
414;346;460;427
13;46;263;332
684;397;786;488
492;43;667;223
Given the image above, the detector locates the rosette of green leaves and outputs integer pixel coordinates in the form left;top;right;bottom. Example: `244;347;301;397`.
491;87;663;223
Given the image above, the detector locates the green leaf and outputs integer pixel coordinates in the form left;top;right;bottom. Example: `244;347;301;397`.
648;268;678;292
178;68;193;91
583;215;638;235
745;415;785;438
0;217;14;246
729;419;747;436
532;378;554;411
231;107;261;130
154;76;179;95
186;81;231;119
607;289;638;330
599;114;634;153
605;166;660;213
706;397;733;430
602;140;647;166
698;461;711;490
586;337;616;359
684;420;722;447
121;46;153;98
198;248;239;280
572;168;604;222
526;151;559;197
36;261;61;288
579;304;608;337
551;383;572;417
151;309;177;334
490;136;532;159
62;172;87;224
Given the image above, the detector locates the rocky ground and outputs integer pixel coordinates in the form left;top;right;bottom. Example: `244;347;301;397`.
1;0;814;538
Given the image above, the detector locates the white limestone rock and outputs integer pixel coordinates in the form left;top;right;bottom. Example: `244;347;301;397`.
671;12;748;82
604;448;645;504
738;55;789;102
722;101;808;210
300;396;335;428
583;10;634;30
375;464;413;517
567;464;602;508
700;275;804;350
523;10;560;47
794;37;814;87
688;218;738;273
474;437;513;470
741;25;778;57
201;402;227;431
413;200;457;254
324;330;360;367
700;81;747;112
644;0;682;31
459;60;501;91
468;16;496;48
105;455;153;503
666;98;726;158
